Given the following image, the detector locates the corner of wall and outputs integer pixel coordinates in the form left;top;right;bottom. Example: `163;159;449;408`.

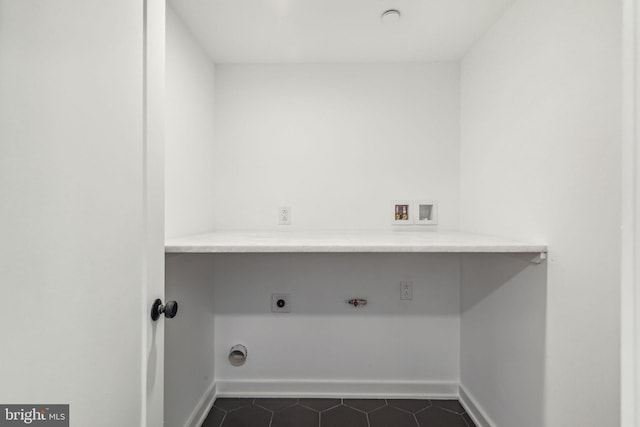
165;6;217;239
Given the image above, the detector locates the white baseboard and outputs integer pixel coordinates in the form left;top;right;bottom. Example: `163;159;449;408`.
215;379;458;399
183;381;217;427
458;385;494;427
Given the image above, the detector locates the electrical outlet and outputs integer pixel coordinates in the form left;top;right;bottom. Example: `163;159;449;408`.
278;207;291;225
400;281;413;300
271;294;291;313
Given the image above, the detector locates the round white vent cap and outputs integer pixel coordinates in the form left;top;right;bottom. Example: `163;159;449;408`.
381;9;401;23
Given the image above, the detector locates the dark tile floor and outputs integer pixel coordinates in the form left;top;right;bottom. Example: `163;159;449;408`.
202;398;476;427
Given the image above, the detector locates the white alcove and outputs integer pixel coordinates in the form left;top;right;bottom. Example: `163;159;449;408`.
163;1;622;427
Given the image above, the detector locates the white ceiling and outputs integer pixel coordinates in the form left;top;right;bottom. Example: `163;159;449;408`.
169;0;516;63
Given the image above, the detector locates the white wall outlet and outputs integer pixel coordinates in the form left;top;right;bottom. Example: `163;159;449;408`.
278;206;291;225
271;294;291;313
400;281;413;300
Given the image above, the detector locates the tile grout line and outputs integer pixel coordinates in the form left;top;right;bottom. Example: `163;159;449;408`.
393;406;419;416
438;407;466;416
462;411;477;427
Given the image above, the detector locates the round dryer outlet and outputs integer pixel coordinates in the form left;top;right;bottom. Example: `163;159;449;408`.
271;294;291;313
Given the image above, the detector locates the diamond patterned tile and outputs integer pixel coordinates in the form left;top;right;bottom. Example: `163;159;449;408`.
343;399;386;413
388;399;432;413
369;405;419;427
221;405;272;427
416;406;468;427
299;398;341;412
201;407;225;427
431;400;466;414
214;398;253;412
254;398;297;411
271;405;319;427
321;405;368;427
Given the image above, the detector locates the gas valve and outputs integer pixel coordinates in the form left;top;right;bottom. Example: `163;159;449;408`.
347;298;368;308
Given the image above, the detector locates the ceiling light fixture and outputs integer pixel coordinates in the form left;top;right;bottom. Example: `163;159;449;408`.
381;9;401;23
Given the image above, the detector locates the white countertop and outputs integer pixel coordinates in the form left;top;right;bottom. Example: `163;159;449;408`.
165;230;547;254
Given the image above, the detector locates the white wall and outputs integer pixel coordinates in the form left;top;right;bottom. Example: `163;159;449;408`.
165;255;216;427
165;8;218;427
0;1;147;425
165;6;216;239
212;253;460;396
460;0;622;425
460;254;547;427
621;1;640;425
213;63;460;231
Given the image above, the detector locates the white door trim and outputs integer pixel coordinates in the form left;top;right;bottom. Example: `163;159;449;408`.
622;0;640;425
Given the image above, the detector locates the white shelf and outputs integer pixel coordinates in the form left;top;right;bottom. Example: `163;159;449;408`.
165;230;547;255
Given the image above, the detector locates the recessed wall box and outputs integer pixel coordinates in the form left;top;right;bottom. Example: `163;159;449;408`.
391;201;412;225
414;200;438;225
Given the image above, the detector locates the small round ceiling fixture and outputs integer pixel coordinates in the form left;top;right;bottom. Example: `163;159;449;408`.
381;9;401;23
